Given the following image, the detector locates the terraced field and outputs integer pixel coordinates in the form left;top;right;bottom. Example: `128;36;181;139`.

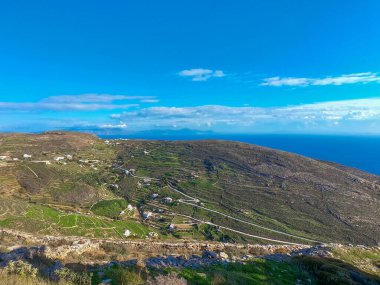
0;199;29;219
1;132;380;246
0;198;151;239
0;166;22;196
117;140;380;245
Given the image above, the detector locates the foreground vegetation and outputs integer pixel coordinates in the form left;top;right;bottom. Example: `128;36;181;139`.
1;255;379;285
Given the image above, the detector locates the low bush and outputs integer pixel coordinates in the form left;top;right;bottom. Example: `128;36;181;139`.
104;265;145;285
146;273;188;285
55;268;91;285
91;199;127;218
5;260;38;278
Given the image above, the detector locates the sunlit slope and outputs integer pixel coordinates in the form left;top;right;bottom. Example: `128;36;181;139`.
117;140;380;245
1;132;379;245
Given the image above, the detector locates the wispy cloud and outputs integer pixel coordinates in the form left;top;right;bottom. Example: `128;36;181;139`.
0;94;157;111
178;68;226;81
99;121;128;129
108;98;380;134
261;72;380;87
42;94;156;103
2;98;380;134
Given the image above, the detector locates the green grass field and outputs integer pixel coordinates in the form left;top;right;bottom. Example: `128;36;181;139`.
0;199;151;239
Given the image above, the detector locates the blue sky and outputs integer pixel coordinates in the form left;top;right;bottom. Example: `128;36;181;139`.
1;0;380;134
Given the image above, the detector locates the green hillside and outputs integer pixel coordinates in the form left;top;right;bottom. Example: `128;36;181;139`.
0;132;379;245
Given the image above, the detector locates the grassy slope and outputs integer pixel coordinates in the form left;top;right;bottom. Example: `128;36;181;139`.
332;246;380;278
0;198;150;238
0;132;154;239
96;255;380;285
116;140;380;245
1;133;380;245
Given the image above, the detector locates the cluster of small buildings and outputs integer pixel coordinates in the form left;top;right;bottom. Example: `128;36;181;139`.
0;154;29;162
104;139;123;146
150;193;173;204
78;159;100;169
1;152;76;165
0;155;16;161
121;204;136;214
60;154;73;160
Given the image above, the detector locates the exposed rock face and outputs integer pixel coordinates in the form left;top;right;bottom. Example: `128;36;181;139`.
1;228;380;275
45;239;101;260
265;245;334;262
0;246;45;267
0;228;309;262
145;254;226;269
219;251;229;260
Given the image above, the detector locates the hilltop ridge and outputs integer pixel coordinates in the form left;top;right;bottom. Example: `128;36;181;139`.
0;132;379;246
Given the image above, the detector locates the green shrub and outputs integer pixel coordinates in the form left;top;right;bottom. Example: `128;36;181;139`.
292;255;380;285
55;268;91;285
91;199;127;218
5;260;38;278
146;273;187;285
105;265;145;285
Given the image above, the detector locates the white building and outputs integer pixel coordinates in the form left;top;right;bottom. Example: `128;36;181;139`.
142;211;153;219
124;229;131;237
109;184;119;190
23;154;32;159
162;197;173;203
54;156;65;161
151;193;159;199
168;224;176;231
31;160;51;165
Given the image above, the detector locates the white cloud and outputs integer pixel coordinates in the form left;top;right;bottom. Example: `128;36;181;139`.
178;68;226;81
0;94;157;111
0;102;139;111
261;72;380;87
109;98;380;134
42;94;156;103
99;121;128;129
3;97;380;134
140;99;160;103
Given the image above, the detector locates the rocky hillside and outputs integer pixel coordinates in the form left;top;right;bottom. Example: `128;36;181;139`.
0;132;379;246
117;140;380;245
0;228;379;285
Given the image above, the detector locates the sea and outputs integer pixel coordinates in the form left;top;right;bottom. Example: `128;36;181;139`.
100;134;380;176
